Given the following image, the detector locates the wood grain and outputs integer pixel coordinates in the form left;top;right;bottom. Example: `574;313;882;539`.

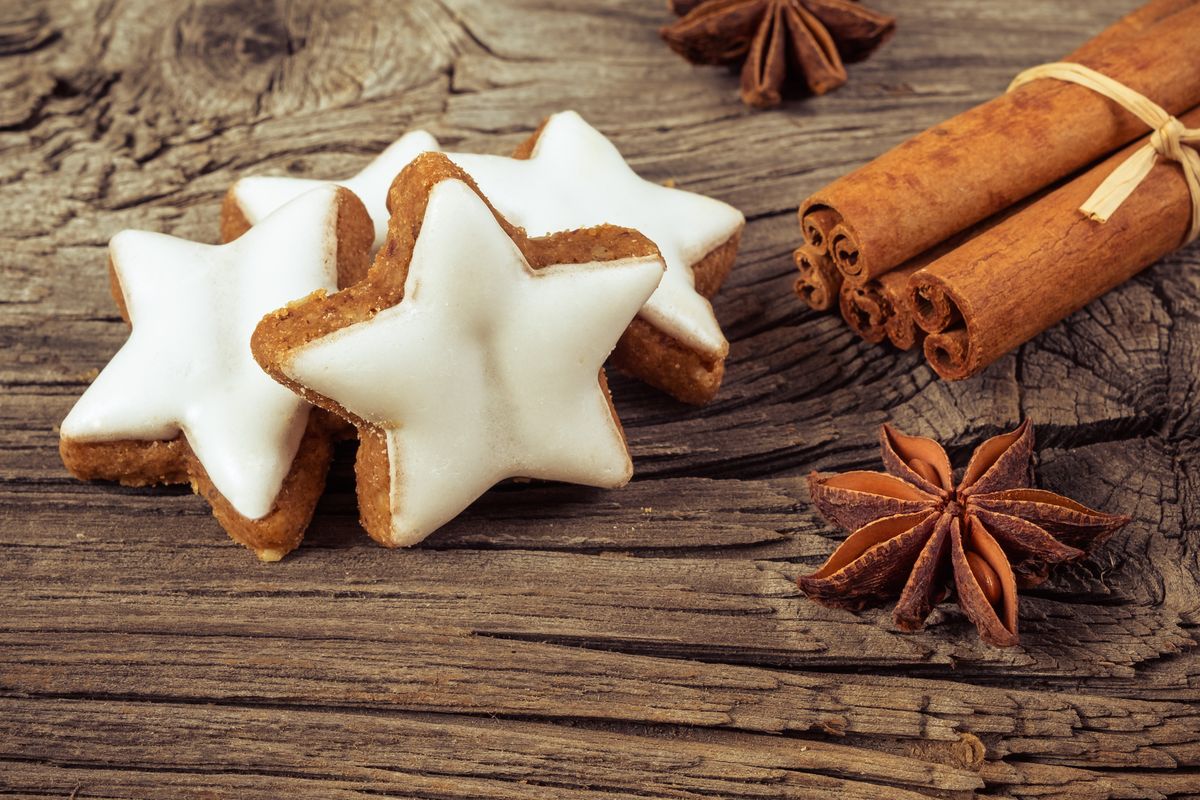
2;0;1198;798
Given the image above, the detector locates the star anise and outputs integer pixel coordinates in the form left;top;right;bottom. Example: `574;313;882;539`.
661;0;895;108
798;421;1130;647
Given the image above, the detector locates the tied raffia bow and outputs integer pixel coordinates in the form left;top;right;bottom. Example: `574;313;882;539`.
1009;62;1200;245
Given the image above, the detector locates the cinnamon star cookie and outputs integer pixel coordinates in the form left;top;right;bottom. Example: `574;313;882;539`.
251;153;665;547
60;186;374;561
448;112;744;405
222;112;744;404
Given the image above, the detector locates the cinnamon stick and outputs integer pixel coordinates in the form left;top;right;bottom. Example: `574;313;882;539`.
877;266;924;351
838;283;886;344
909;106;1200;381
798;3;1200;286
907;192;1045;333
839;263;925;350
793;244;843;311
800;207;841;254
841;211;1028;349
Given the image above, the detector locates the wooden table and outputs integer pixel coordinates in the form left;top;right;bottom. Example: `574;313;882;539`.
3;1;1199;797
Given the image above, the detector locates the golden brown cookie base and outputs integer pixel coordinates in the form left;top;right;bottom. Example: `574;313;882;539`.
514;119;742;406
610;317;725;406
609;229;740;405
60;410;336;561
353;426;394;548
693;229;741;301
253;152;660;547
60;436;190;487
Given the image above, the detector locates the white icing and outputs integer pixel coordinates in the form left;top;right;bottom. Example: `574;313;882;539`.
448;111;743;358
230;130;440;252
227;113;742;358
61;186;344;520
284;179;664;546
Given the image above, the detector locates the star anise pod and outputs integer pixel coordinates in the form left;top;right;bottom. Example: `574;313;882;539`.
661;0;895;109
798;421;1130;647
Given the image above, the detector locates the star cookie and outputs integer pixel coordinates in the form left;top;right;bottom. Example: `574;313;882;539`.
220;112;744;405
451;111;744;405
60;186;374;561
251;153;665;547
221;130;440;252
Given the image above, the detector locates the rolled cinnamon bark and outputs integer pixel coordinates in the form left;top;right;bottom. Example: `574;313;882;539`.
800;207;841;254
840;263;924;350
877;266;924;351
839;283;886;344
793;244;843;311
910;105;1200;381
798;3;1200;287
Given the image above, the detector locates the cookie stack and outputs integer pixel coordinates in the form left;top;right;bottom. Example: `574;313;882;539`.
59;112;745;561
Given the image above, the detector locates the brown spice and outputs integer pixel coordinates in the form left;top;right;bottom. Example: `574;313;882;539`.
838;262;924;350
793;243;843;311
799;421;1130;647
661;0;894;109
838;282;887;344
797;3;1200;285
909;105;1200;381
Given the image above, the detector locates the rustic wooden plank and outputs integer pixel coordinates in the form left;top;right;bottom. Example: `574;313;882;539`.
983;760;1200;800
3;541;1193;678
5;419;1194;684
0;472;816;556
0;698;987;800
4;629;1198;771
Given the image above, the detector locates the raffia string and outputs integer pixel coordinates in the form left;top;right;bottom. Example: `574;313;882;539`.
1009;62;1200;245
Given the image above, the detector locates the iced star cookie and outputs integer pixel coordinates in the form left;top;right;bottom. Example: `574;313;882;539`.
60;186;374;561
221;130;440;252
220;113;743;404
251;153;665;547
451;112;744;405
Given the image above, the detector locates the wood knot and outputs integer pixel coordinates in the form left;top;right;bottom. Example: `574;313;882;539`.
239;17;297;64
175;0;300;79
951;732;987;771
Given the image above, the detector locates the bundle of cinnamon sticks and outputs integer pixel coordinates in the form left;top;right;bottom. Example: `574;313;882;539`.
794;0;1200;380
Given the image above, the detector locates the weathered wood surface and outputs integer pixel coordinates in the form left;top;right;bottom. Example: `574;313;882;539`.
2;0;1199;797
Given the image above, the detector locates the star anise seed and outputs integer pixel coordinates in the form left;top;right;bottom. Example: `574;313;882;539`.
661;0;895;109
798;421;1131;647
